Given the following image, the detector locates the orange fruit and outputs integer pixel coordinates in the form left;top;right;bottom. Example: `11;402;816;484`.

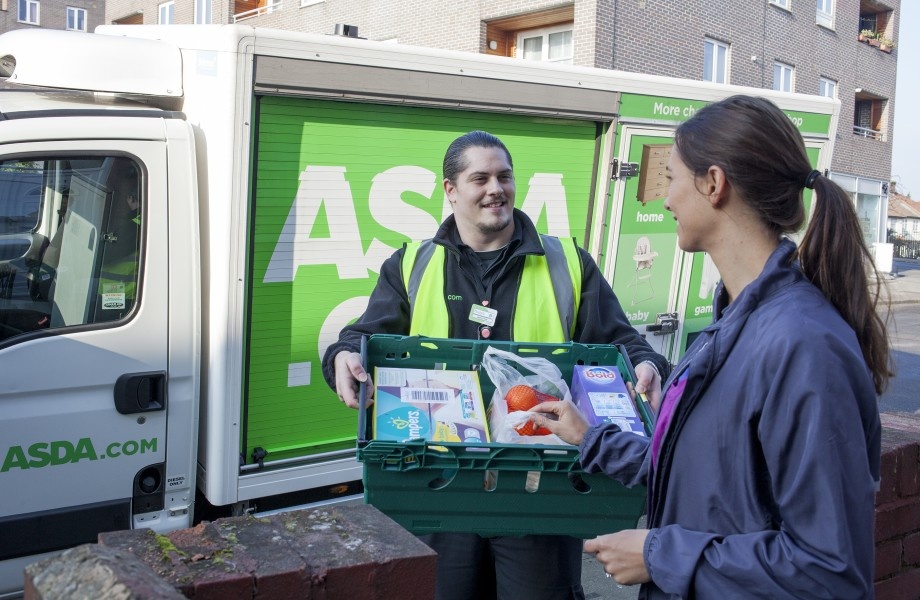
504;385;558;436
505;385;540;412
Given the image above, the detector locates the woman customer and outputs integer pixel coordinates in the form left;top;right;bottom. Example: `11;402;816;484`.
531;94;891;599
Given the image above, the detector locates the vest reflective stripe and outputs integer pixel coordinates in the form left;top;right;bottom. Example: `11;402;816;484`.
401;235;582;342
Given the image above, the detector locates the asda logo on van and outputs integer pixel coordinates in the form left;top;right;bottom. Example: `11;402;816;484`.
1;437;157;472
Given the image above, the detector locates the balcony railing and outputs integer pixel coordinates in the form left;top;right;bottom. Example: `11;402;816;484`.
853;125;883;140
233;1;282;22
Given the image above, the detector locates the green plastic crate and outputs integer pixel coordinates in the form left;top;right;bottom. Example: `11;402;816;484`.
356;335;654;538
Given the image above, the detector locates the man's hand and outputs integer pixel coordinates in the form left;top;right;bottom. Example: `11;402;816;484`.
528;399;591;446
333;350;375;409
633;361;663;412
584;529;651;586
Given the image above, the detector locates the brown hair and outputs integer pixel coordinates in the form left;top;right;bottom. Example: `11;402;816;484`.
674;95;892;393
443;131;513;183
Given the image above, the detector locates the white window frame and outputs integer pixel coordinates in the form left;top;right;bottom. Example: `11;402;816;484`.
773;61;795;92
194;0;212;24
65;6;87;31
516;23;574;65
819;77;837;98
18;0;40;25
158;1;174;24
300;0;324;6
703;38;730;84
770;0;790;10
816;0;834;28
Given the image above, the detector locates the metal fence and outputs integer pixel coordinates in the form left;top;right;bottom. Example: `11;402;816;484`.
892;237;920;260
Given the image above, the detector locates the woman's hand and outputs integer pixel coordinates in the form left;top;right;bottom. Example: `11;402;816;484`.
584;529;651;586
528;399;591;446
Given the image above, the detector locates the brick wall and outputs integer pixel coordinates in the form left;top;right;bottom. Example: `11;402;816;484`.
0;0;104;32
25;504;436;600
875;413;920;599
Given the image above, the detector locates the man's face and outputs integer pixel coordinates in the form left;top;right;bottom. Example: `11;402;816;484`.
444;146;515;247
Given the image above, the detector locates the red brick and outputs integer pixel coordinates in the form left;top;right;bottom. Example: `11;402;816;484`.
900;444;920;498
877;540;903;580
875;501;920;542
253;568;311;599
879;450;900;505
192;574;254;600
905;533;920;568
875;568;920;600
372;555;438;599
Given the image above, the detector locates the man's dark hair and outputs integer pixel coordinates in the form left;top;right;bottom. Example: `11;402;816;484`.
442;131;513;182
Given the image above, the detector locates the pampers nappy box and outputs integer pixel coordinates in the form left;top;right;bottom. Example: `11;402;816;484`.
373;367;490;443
571;365;647;436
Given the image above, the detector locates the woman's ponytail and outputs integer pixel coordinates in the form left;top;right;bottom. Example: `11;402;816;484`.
798;175;893;394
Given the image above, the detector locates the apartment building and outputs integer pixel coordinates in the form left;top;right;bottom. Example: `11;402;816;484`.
0;0;103;33
99;0;899;245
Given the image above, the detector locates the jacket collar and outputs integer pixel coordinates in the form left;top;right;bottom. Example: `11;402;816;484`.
713;238;801;325
433;208;546;257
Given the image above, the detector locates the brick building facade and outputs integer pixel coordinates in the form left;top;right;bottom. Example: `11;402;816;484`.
0;0;104;33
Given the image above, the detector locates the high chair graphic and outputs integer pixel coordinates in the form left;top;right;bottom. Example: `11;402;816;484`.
629;236;658;305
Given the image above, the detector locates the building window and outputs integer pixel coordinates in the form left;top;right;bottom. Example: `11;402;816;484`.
816;0;834;28
18;0;39;25
703;38;730;84
195;0;212;24
66;6;87;31
859;1;892;41
773;62;795;92
853;92;886;141
516;24;573;65
158;1;174;24
819;77;837;98
770;0;790;9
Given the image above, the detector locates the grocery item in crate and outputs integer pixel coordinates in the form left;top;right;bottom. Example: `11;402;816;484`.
373;367;490;443
504;385;559;435
571;365;646;436
481;346;571;444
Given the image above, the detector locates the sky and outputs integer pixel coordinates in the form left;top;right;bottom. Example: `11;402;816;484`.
890;0;918;198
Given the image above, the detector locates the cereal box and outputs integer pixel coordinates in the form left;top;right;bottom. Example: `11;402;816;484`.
373;368;490;443
570;365;646;436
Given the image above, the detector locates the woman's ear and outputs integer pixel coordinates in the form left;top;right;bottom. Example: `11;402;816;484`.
706;165;730;207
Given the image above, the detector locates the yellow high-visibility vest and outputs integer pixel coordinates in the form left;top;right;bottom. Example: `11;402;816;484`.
401;235;581;342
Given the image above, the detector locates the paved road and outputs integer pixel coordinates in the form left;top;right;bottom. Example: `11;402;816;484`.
880;304;920;414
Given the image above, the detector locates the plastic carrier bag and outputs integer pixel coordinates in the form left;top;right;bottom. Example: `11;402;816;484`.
481;346;572;445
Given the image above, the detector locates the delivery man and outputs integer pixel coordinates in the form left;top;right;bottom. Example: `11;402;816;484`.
322;131;668;600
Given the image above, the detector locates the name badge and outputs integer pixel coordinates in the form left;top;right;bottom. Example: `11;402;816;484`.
469;304;497;327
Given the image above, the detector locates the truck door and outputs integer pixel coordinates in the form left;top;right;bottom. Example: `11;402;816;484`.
601;125;692;363
0;142;177;592
601;126;828;364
